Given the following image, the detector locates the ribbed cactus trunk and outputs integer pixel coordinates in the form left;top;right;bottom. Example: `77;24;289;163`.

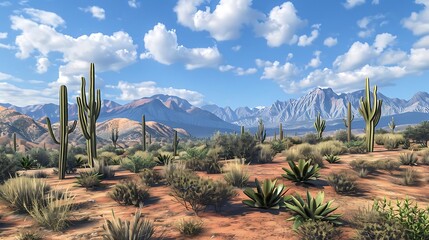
240;126;244;135
358;78;383;153
46;85;77;179
279;123;284;140
148;133;152;145
12;132;16;152
389;117;396;133
173;130;179;156
142;115;146;151
111;128;118;148
314;112;326;139
76;63;101;168
343;102;354;143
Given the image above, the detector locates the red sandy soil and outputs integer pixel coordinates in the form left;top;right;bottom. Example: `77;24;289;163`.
1;145;429;240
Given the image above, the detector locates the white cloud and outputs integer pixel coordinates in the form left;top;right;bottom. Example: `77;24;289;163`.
323;37;337;47
0;71;13;81
403;47;429;71
36;57;50;73
259;60;299;84
0;43;13;49
218;64;256;75
333;41;375;71
128;0;139;8
378;49;407;65
414;35;429;48
140;23;221;70
298;29;319;47
0;81;57;106
372;0;380;4
10;9;137;91
83;6;105;20
232;45;241;51
0;32;7;39
373;33;396;53
111;81;205;106
343;0;365;9
307;51;322;68
174;0;258;41
357;14;385;38
402;0;429;35
23;8;65;28
254;2;304;47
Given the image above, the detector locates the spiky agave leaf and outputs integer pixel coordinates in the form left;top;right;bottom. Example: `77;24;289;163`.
242;178;288;209
281;159;320;183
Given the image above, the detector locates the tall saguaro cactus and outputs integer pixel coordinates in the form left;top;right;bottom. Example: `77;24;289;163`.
314;112;326;139
111;128;119;148
388;117;396;133
343;102;354;143
240;126;245;135
12;132;16;152
142;115;146;151
358;77;383;152
279;123;284;141
46;85;77;179
255;119;266;143
76;63;101;167
173;130;179;156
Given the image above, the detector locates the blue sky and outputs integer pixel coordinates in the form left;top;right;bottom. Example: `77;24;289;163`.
0;0;427;109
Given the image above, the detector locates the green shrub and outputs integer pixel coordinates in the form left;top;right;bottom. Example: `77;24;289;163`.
0;176;50;212
327;173;356;194
282;159;320;183
28;148;50;167
349;159;377;174
271;140;286;154
302;133;320;144
75;170;103;190
316;141;346;156
184;147;208;161
285;191;341;229
20;155;37;170
185;158;206;171
121;154;156;173
0;153;19;183
176;218;203;236
346;140;367;154
242;178;288;209
27;189;74;231
139;169;162;186
163;161;187;185
297;220;342;240
334;130;356;143
399;152;417;166
102;209;154;240
324;154;340;164
374;158;401;174
205;158;223;174
257;144;275;163
109;180;149;206
223;160;250;188
156;154;173;166
147;143;162;152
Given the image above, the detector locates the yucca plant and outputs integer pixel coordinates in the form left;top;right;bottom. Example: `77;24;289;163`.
285;191;342;229
324;154;340;164
156;154;173;166
399;151;417;166
20;155;37;170
103;209;154;240
242;178;288;209
282;159;320;183
74;170;103;190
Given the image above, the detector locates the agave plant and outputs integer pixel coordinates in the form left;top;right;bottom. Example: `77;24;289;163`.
324;154;341;164
242;178;288;209
20;155;37;170
285;191;342;229
156;154;173;166
282;159;320;183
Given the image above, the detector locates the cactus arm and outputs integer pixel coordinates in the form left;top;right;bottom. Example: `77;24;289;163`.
68;120;77;134
46;117;60;144
95;89;101;119
76;97;91;139
80;77;89;109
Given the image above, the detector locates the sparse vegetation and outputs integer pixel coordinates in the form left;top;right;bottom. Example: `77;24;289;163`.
109;180;150;206
282;159;320;183
297;220;342;240
399;151;418;165
75;170;103;189
327;173;357;194
242;178;288;209
223;160;250;188
102;209;155;240
324;154;341;164
176;218;204;236
121;154;157;173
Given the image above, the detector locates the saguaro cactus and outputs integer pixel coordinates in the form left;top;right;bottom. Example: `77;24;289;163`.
173;130;179;156
76;63;101;167
358;77;383;152
111;128;119;148
12;132;16;152
148;133;152;145
343;102;354;143
388;117;396;133
46;85;77;179
279;123;284;141
314;112;326;139
142;115;146;151
241;126;245;135
255;119;266;143
273;131;277;141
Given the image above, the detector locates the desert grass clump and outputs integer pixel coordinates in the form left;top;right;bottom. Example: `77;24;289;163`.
75;170;103;190
139;169;162;186
349;159;377;176
399;151;417;166
15;231;43;240
26;189;74;231
345;140;367;154
316;140;346;156
121;154;156;173
109;180;150;206
163;160;186;185
374;158;401;174
0;176;50;212
223;159;250;188
297;220;342;240
205;158;223;174
257;144;275;163
102;209;154;240
398;168;419;186
418;148;429;165
176;217;204;236
327;173;356;194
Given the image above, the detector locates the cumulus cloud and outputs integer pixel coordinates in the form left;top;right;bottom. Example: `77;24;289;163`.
255;2;305;47
128;0;139;8
36;57;50;73
357;14;385;38
83;6;105;20
257;59;299;85
402;0;429;36
140;23;221;69
23;8;65;28
110;81;205;106
0;82;58;106
174;0;258;41
343;0;365;9
298;29;319;47
323;37;337;47
307;51;322;68
0;32;7;39
218;64;257;75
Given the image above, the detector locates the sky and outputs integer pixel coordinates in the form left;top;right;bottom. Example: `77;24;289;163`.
0;0;428;109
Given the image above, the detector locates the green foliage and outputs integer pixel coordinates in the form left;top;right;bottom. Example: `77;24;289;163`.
0;152;19;183
302;133;320;144
20;155;37;170
156;154;173;166
270;140;287;153
242;178;288;209
316;140;346;156
399;152;418;165
255;119;267;143
176;218;204;236
211;132;261;163
403;121;429;147
327;173;356;194
349;159;377;175
324;154;340;164
121;154;156;173
372;197;429;240
282;159;320;183
297;220;342;240
109;180;150;206
26;189;74;231
223;160;250;188
139;169;162;186
75;170;103;190
285;191;341;229
346;140;367;154
102;209;154;240
314;112;326;139
28;147;51;167
205;158;223;174
0;176;50;212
